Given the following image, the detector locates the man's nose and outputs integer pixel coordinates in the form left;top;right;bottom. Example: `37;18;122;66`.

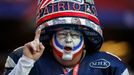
65;33;72;43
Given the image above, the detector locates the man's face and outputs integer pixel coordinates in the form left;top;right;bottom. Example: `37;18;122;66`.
52;29;84;61
56;30;82;51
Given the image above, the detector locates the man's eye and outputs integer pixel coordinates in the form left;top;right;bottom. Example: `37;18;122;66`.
58;33;67;36
71;34;80;37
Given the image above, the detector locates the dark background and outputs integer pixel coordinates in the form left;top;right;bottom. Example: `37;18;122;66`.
0;0;134;75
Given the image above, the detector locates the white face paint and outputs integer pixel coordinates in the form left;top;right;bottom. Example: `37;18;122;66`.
56;30;81;48
52;30;84;61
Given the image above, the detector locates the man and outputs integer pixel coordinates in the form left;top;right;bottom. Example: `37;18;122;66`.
4;0;129;75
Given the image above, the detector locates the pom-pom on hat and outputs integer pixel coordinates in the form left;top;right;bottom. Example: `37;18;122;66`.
36;0;103;52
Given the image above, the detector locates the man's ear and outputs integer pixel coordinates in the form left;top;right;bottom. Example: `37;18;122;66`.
83;44;85;49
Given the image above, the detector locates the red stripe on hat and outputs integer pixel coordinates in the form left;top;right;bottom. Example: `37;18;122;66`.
39;0;51;9
36;11;100;27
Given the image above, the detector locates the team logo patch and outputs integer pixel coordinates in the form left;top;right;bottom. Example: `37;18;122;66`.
71;18;81;25
89;59;110;68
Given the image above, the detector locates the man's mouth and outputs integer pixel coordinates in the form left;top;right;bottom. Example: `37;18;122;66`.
64;46;72;52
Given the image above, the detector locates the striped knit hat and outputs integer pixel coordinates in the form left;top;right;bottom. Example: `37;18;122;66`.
36;0;103;52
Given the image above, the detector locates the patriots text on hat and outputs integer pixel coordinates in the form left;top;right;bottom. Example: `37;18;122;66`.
36;0;98;25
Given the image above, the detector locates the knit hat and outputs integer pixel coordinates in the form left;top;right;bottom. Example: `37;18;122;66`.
36;0;103;52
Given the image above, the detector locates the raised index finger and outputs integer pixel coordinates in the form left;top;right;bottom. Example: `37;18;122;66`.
34;25;44;41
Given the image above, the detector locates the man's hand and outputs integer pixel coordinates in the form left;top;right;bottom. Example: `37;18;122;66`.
23;27;45;61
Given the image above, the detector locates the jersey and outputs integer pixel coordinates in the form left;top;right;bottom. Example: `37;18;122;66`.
4;47;129;75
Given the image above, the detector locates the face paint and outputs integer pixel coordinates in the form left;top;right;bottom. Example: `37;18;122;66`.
52;30;84;60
